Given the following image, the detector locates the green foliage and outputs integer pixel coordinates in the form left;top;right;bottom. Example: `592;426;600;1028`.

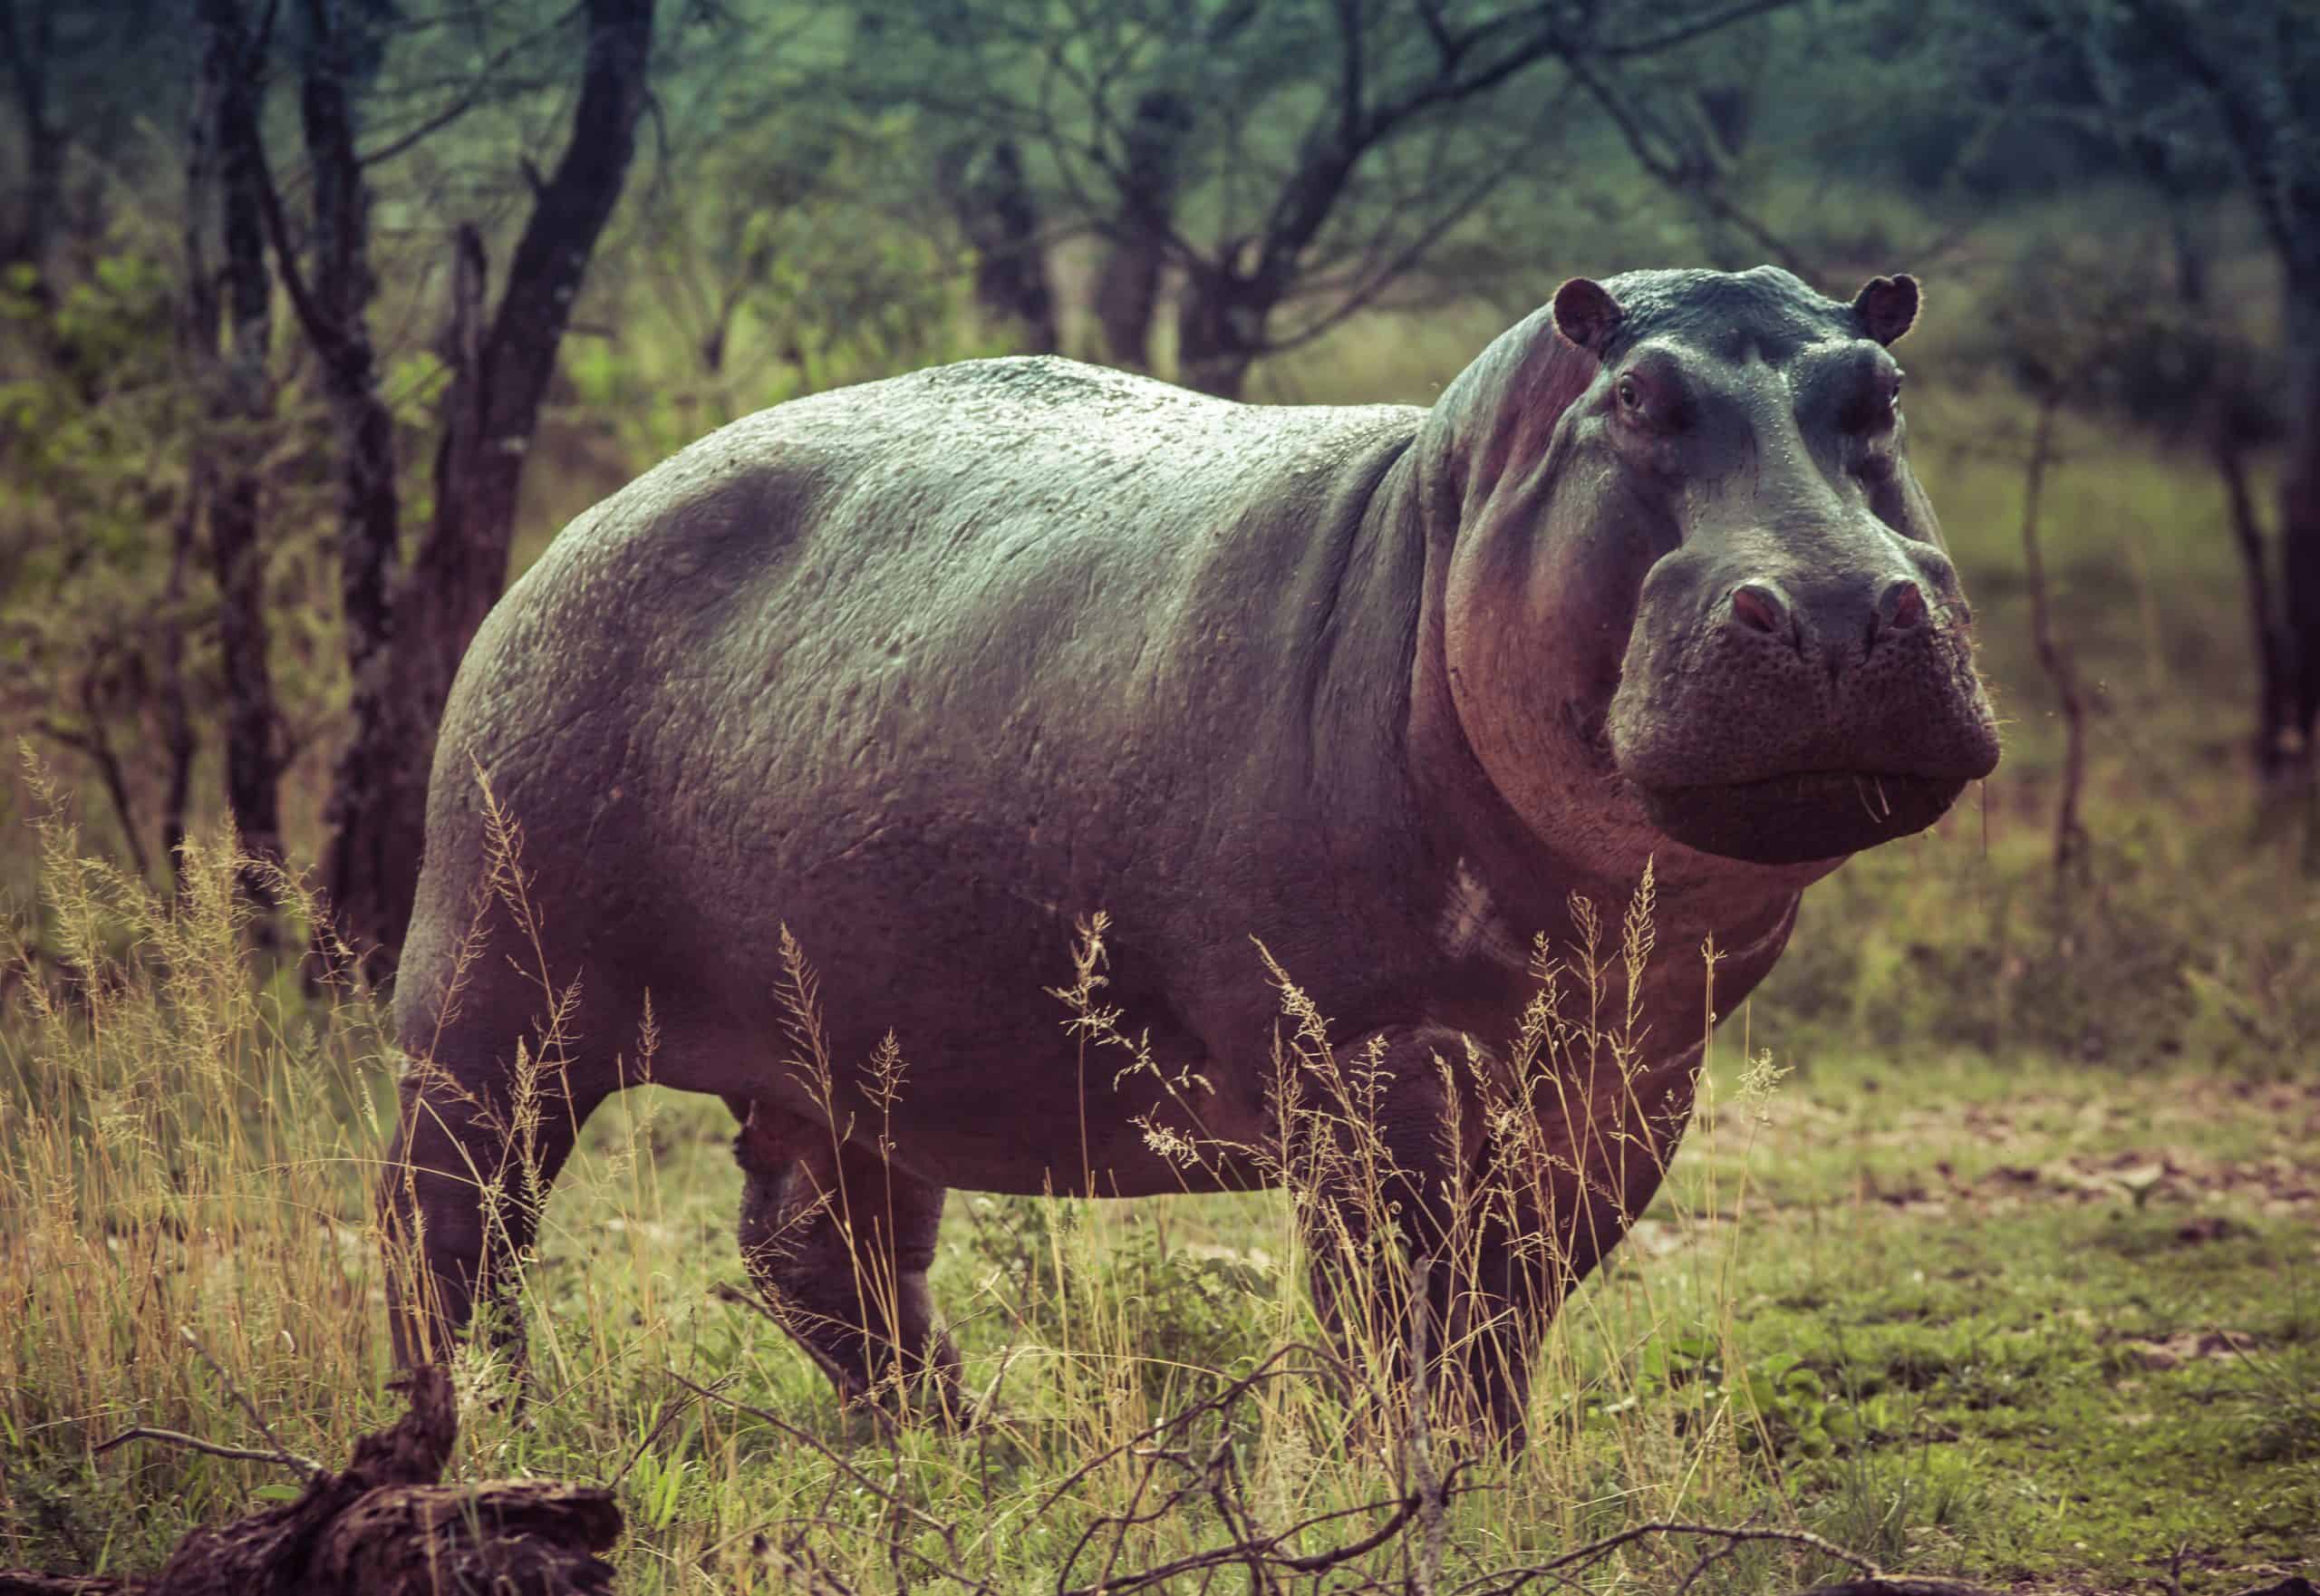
564;111;1011;470
1573;1334;1864;1463
0;244;352;878
0;250;188;603
0;254;205;865
961;1189;1280;1412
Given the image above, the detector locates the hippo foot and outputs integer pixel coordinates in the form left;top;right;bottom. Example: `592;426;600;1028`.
1305;1276;1537;1453
736;1282;971;1429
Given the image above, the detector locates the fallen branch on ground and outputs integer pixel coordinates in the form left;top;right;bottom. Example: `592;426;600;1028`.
2;1325;2045;1596
0;1366;620;1596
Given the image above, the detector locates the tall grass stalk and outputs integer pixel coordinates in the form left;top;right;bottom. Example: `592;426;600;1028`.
0;764;394;1563
5;775;1923;1591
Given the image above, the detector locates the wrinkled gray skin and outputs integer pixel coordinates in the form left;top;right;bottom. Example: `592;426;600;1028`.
382;265;2000;1435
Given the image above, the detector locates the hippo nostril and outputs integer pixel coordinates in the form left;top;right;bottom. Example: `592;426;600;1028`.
1882;579;1927;631
1729;580;1792;639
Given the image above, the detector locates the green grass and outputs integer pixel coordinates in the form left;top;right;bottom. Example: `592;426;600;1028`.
2;798;2313;1594
1666;1053;2320;1590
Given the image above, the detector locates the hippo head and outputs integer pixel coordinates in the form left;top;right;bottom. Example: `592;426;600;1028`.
1427;266;2001;870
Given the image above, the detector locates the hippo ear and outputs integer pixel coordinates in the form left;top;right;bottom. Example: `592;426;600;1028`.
1852;274;1920;346
1552;277;1625;357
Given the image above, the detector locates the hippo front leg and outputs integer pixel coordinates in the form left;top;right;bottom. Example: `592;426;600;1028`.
1505;1042;1705;1297
733;1101;963;1423
1293;1026;1552;1442
1440;1040;1707;1436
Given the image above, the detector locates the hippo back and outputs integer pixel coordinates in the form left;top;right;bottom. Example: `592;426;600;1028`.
396;357;1433;1191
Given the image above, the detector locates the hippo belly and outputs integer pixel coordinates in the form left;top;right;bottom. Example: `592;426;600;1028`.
395;355;1425;1199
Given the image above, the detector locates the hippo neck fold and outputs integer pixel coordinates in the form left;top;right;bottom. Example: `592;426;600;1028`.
1339;324;1821;974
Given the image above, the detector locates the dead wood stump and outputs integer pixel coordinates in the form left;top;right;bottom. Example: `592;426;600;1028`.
0;1369;619;1595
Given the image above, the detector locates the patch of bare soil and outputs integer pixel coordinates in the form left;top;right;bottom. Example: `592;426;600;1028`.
1743;1074;2320;1227
1965;1149;2315;1218
2114;1328;2263;1371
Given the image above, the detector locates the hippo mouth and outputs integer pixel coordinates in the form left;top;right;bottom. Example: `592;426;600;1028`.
1634;769;1969;866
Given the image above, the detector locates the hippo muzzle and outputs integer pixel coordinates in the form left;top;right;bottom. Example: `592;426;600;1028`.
1608;541;2002;866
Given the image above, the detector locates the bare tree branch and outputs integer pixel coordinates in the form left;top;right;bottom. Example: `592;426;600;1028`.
92;1427;324;1480
1600;0;1800;60
355;5;581;168
1559;48;1814;277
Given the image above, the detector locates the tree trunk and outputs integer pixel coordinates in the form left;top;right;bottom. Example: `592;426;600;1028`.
2163;199;2299;780
1174;266;1268;399
2280;280;2320;769
945;138;1058;353
0;0;63;296
297;0;411;971
2212;432;2297;778
14;107;60;288
163;15;218;900
1091;0;1259;370
319;224;478;972
2018;393;2090;887
2130;0;2320;801
1094;229;1165;369
302;0;400;715
197;0;285;891
1093;88;1194;369
158;486;198;896
324;0;653;965
1696;82;1754;161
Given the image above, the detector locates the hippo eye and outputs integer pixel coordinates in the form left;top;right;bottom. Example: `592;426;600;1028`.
1851;369;1903;436
1616;375;1644;412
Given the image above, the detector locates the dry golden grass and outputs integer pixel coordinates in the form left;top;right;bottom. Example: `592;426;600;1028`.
5;762;2312;1593
1;764;1889;1592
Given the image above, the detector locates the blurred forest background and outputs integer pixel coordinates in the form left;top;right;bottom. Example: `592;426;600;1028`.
0;0;2310;1051
4;0;2319;1061
4;4;2320;1591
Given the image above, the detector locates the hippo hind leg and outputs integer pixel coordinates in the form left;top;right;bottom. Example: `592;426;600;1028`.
733;1100;962;1421
381;1034;608;1370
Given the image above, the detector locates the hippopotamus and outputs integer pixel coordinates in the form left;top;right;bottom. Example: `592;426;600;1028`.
381;265;2000;1435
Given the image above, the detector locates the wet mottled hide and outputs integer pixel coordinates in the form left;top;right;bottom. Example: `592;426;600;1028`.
382;266;1999;1435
